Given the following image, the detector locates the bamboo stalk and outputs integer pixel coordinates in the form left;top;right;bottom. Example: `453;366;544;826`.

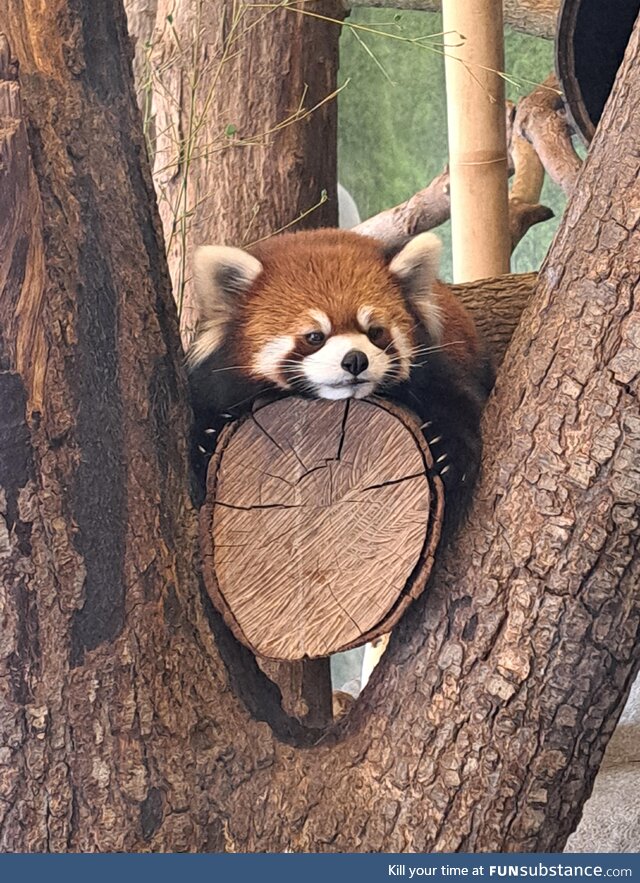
442;0;511;282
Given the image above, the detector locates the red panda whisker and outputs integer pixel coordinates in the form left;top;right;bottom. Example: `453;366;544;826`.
218;391;268;413
379;339;397;357
206;364;261;374
408;340;466;356
387;318;432;352
409;339;459;350
405;347;439;358
409;345;464;368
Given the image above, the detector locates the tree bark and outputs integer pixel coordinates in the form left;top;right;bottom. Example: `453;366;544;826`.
454;273;536;368
123;0;157;113
1;0;639;857
346;0;560;40
137;0;343;346
128;0;343;721
515;75;583;196
0;2;205;851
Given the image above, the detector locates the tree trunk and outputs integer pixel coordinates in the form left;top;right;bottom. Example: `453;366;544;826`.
137;0;342;346
1;0;639;856
123;12;346;721
0;2;203;851
347;0;560;40
127;0;344;722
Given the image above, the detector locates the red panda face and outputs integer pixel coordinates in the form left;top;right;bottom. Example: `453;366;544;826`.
188;229;444;401
248;301;414;401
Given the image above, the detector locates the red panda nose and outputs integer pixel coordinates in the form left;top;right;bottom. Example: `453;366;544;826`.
341;350;369;376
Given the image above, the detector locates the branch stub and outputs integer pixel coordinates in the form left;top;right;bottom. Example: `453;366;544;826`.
200;396;444;660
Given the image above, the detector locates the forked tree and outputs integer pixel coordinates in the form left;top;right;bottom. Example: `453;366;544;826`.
0;0;638;853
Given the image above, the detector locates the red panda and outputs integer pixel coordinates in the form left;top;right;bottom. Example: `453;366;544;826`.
187;229;493;535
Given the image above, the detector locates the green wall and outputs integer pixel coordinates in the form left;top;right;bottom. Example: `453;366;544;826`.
338;9;565;280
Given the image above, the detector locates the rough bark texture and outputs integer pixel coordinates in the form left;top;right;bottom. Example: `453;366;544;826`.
123;0;156;111
346;0;560;40
1;0;640;857
126;0;344;716
517;75;583;196
454;273;537;368
201;398;443;660
134;0;342;346
0;2;205;851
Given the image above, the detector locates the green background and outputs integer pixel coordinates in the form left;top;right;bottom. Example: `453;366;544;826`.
338;9;566;280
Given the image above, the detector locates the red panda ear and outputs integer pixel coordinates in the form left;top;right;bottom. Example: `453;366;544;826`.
388;232;443;340
193;245;263;322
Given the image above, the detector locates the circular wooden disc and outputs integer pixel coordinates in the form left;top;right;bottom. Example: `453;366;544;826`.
200;397;443;660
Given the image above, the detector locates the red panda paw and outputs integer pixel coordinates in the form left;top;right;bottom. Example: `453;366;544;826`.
422;429;452;480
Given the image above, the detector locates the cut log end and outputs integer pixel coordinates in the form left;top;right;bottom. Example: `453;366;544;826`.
200;396;444;661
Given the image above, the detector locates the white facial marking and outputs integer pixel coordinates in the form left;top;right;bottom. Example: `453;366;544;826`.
301;332;392;400
356;305;374;331
253;335;295;387
390;323;412;380
307;309;332;336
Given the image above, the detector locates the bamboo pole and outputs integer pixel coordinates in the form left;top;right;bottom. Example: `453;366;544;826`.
442;0;511;282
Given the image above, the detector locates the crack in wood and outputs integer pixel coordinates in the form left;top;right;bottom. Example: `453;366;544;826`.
335;399;351;462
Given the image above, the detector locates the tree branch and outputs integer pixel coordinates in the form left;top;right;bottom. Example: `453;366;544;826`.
454;272;536;367
344;0;560;40
355;100;554;252
353;167;450;247
4;0;638;856
516;74;583;195
507;89;556;248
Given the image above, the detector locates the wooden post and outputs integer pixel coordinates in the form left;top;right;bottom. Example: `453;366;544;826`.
442;0;511;282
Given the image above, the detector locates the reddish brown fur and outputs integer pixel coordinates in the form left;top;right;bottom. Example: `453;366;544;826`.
189;229;489;532
235;230;480;373
237;230;416;369
431;280;482;369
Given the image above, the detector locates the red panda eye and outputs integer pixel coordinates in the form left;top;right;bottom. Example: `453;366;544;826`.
368;326;384;343
305;331;325;346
